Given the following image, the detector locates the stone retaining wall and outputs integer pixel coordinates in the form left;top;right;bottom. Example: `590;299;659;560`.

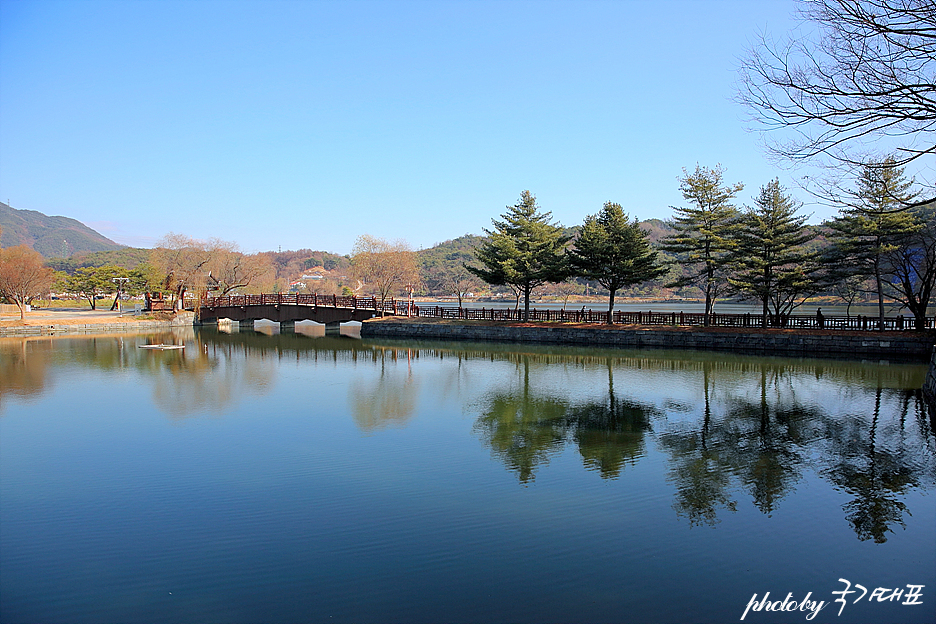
924;347;936;417
361;320;935;361
0;312;195;338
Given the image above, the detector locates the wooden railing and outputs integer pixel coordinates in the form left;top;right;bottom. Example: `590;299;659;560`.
199;293;408;315
409;306;933;330
194;294;934;331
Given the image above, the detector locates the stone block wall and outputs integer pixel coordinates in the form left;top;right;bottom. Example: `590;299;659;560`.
924;347;936;416
360;320;934;361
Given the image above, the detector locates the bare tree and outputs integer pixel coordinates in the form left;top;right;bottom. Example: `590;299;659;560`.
882;201;936;329
351;235;419;314
207;241;275;296
151;233;212;308
738;0;935;204
0;245;55;319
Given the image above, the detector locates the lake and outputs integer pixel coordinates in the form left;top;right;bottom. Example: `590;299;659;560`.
1;326;934;623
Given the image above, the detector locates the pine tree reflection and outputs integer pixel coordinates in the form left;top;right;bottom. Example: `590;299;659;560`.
473;357;569;483
657;360;935;537
567;361;656;479
818;385;931;543
473;356;657;483
659;362;738;526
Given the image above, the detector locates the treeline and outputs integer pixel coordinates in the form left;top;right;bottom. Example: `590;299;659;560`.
412;161;933;330
3;158;933;331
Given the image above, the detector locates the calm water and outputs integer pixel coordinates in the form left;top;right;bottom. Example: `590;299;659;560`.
1;327;934;624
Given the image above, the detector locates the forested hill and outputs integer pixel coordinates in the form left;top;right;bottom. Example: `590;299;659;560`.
0;202;122;258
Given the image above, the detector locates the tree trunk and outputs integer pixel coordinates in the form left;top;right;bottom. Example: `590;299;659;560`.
607;289;616;325
704;282;714;327
523;285;532;322
874;257;885;331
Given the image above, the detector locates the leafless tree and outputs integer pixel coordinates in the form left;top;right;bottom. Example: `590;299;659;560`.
0;245;55;319
151;233;213;308
207;241;275;296
738;0;935;205
351;235;419;314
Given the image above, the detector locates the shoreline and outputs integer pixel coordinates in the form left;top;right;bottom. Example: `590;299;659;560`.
0;310;195;337
360;317;936;362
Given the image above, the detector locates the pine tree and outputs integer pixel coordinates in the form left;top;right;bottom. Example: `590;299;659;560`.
827;159;919;330
659;165;743;325
729;180;818;326
569;202;665;323
469;191;571;321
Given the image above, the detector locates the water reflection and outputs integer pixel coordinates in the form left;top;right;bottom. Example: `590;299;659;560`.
456;346;933;542
351;347;420;431
473;358;657;482
0;339;51;407
2;330;933;545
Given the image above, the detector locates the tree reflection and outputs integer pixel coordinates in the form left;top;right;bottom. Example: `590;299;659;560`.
473;358;569;483
567;362;655;479
0;339;51;412
656;359;935;538
350;348;419;432
721;367;814;516
818;385;928;543
474;356;657;483
659;362;738;526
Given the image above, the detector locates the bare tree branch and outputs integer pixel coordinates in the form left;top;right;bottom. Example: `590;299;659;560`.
738;0;935;202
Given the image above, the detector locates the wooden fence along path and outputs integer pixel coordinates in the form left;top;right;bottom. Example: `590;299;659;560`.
195;293;933;332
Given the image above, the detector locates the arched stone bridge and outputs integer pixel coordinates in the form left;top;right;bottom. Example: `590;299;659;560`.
197;293;403;329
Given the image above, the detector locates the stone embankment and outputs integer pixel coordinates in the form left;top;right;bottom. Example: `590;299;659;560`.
0;312;195;337
361;317;935;361
924;347;936;416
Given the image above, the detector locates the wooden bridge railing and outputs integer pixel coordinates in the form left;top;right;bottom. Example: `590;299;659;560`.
200;293;405;314
193;294;934;331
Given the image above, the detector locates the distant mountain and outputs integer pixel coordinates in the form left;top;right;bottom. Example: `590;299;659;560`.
0;202;122;258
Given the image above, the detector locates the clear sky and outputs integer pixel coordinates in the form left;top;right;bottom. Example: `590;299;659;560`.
0;0;864;255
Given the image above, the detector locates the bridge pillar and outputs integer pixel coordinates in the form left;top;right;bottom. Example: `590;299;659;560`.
239;320;255;330
325;321;341;335
280;320;296;332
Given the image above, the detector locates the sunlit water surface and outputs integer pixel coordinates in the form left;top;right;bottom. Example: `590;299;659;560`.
1;326;934;624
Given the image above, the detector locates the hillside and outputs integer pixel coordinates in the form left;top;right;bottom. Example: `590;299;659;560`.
0;202;123;258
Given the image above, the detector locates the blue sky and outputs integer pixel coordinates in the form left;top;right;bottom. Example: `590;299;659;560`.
0;0;856;254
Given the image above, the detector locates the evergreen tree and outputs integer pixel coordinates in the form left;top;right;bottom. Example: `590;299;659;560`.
569;202;665;323
881;201;936;329
827;159;919;330
729;180;818;325
659;165;743;325
469;191;571;321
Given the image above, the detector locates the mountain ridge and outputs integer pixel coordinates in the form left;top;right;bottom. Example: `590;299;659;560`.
0;202;122;258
